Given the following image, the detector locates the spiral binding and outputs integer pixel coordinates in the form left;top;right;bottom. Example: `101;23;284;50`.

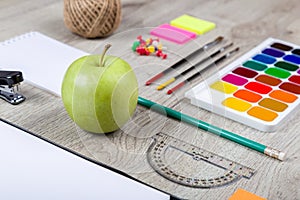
0;32;37;46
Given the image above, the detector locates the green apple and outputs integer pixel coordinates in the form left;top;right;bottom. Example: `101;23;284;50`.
61;44;138;133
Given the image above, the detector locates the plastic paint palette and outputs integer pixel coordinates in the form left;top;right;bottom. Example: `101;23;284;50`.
185;38;300;132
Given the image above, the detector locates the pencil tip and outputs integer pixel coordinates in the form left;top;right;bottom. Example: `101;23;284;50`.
167;90;173;95
145;81;151;86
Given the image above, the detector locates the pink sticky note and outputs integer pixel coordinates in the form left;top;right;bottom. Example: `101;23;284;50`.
150;24;196;44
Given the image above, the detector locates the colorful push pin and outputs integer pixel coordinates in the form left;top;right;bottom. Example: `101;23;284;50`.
137;35;144;43
132;36;167;59
148;45;155;53
156;50;167;59
132;41;140;51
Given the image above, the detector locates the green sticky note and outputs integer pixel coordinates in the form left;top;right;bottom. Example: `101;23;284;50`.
170;14;216;35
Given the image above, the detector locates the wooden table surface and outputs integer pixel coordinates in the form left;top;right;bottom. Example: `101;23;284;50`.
1;0;300;199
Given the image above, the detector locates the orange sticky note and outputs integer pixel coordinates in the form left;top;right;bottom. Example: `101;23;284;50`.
229;189;267;200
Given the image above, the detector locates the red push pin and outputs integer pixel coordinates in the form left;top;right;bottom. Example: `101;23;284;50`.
156;50;167;59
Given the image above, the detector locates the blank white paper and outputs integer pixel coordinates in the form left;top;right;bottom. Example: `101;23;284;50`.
0;121;170;200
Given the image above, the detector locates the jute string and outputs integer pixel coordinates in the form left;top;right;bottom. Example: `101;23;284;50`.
64;0;121;38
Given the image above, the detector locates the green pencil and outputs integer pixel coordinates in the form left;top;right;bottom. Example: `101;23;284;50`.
137;96;285;161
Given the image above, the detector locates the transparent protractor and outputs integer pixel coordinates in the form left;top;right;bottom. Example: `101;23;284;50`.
147;132;255;188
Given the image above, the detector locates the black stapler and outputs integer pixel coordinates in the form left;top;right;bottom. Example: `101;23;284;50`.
0;70;26;105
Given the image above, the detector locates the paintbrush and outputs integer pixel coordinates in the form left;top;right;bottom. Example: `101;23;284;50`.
145;36;224;85
157;43;233;90
167;47;240;94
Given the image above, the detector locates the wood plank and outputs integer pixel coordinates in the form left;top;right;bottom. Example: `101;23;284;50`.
0;0;300;199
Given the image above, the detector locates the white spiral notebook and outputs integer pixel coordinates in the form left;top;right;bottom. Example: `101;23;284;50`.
0;32;87;95
0;32;171;200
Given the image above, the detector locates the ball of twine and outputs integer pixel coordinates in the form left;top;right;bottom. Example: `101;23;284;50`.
63;0;121;38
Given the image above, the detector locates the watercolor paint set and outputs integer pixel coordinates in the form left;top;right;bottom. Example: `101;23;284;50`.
185;38;300;132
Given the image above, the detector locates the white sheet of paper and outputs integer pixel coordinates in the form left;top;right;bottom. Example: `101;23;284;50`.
0;121;170;200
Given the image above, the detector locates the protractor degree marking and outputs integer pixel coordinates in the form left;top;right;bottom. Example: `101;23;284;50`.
147;132;255;188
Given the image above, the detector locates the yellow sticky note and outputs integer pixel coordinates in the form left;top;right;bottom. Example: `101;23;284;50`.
170;14;216;35
229;189;267;200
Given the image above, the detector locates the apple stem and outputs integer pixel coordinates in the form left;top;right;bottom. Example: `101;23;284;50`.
100;44;112;67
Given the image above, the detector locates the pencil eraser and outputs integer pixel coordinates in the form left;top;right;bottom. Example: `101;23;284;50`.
278;152;285;161
150;24;196;44
170;14;216;35
229;189;267;200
